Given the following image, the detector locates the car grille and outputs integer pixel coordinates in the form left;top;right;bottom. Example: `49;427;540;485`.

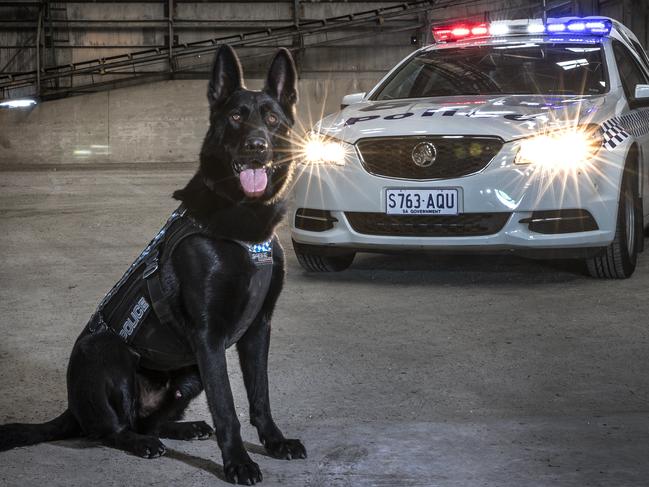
356;136;503;179
345;212;511;237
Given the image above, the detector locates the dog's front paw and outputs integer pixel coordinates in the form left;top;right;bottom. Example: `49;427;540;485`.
264;438;307;460
224;457;263;485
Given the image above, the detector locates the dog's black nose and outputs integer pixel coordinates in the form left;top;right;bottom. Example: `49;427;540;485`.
244;138;269;154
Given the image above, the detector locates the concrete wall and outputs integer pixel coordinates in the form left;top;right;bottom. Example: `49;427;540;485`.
0;76;377;165
1;0;647;165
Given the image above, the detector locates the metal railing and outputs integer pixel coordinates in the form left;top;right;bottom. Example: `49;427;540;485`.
0;0;435;100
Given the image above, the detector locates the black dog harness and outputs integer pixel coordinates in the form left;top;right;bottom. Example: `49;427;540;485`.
85;206;274;370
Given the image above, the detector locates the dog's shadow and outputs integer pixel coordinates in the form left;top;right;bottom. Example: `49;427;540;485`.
51;439;273;482
164;447;226;481
242;441;272;457
166;441;273;479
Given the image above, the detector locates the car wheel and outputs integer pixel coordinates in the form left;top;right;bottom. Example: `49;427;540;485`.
294;246;355;272
586;163;641;279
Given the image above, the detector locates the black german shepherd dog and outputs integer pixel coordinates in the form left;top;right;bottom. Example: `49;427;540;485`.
0;45;305;485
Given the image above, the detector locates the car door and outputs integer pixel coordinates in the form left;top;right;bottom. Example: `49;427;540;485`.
612;39;649;219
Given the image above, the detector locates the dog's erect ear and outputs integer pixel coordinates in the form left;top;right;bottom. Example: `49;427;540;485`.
264;48;298;124
208;45;243;108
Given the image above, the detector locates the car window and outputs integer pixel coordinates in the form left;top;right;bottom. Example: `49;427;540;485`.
372;43;607;100
612;39;649;99
628;38;649;75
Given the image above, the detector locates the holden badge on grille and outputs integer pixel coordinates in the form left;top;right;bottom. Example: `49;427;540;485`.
411;142;437;167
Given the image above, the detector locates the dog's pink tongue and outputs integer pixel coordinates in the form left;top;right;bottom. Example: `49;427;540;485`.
239;168;268;197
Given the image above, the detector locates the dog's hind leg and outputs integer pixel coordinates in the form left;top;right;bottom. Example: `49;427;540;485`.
156;421;213;441
67;331;167;459
103;430;167;459
137;366;213;440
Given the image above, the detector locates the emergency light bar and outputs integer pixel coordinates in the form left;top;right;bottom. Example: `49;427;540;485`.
432;17;612;43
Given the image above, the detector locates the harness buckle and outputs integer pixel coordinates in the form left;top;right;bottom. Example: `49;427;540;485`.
143;250;160;279
87;312;107;333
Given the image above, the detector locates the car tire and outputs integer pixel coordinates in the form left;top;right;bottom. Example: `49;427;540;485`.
294;248;355;272
586;162;641;279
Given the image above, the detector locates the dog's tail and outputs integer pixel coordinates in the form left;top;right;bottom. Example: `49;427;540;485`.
0;409;81;451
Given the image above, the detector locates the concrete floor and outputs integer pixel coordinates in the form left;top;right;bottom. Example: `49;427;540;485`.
1;166;648;486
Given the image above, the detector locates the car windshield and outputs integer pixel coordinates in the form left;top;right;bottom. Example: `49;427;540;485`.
373;43;607;99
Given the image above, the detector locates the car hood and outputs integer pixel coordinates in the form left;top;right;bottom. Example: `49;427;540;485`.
314;94;612;143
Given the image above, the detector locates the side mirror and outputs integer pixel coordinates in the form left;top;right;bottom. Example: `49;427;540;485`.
629;84;649;109
341;92;366;109
635;84;649;100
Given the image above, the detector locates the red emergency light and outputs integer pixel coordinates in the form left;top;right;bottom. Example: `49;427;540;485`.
432;22;488;42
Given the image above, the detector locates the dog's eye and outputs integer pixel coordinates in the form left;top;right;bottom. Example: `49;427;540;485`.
230;113;242;123
266;113;279;126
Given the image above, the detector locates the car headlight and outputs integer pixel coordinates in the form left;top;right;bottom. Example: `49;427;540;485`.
300;134;348;166
515;125;603;169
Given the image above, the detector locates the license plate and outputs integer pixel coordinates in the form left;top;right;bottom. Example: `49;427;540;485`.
386;188;459;215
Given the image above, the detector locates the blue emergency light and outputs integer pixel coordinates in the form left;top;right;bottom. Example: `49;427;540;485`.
546;17;612;35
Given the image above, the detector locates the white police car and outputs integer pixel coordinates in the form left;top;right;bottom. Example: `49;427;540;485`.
290;17;649;278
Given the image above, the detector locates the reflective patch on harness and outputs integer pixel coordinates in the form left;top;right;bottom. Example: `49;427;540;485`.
248;240;273;266
119;296;150;340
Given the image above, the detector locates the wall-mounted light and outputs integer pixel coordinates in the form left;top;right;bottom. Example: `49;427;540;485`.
0;99;37;109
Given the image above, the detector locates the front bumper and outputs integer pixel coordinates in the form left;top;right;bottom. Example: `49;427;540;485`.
289;140;628;255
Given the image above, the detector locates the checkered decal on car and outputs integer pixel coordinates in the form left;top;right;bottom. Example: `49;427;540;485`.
600;118;630;150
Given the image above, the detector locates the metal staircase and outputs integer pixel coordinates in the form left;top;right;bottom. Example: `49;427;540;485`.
0;0;436;101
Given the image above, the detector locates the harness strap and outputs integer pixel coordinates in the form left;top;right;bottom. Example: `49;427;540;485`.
146;276;176;331
94;205;187;316
143;215;204;340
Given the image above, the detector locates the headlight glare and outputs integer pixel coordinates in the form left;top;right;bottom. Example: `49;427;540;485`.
301;134;347;166
515;127;602;169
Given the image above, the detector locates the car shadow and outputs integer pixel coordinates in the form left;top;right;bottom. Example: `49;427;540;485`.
292;252;589;287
